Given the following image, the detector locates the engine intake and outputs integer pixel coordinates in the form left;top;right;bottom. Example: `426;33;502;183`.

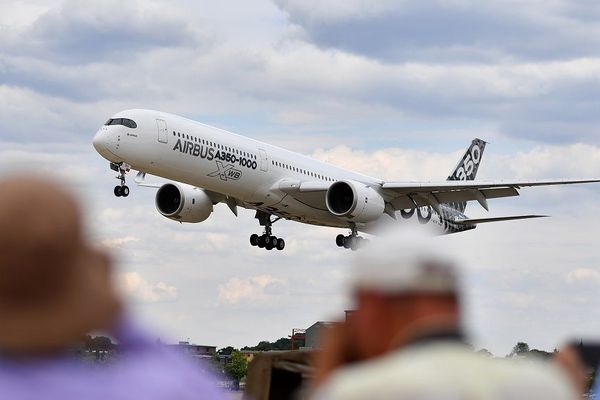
326;180;385;223
155;183;213;223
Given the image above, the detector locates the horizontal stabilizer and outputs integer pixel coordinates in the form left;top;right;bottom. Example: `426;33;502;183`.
453;215;548;226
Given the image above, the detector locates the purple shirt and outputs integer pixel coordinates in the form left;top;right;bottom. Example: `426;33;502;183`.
0;318;225;400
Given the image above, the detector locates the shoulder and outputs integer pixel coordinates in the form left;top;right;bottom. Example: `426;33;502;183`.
313;345;576;400
491;356;575;399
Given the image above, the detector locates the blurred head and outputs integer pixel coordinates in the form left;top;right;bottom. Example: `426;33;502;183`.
348;233;462;360
0;176;121;354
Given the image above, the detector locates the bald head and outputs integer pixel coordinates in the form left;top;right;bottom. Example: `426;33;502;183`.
0;176;121;353
0;177;86;306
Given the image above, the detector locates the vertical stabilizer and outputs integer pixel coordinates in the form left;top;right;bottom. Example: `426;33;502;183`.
446;138;487;212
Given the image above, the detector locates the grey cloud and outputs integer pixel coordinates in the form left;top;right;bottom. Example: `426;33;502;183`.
1;0;206;65
274;0;600;63
2;0;599;149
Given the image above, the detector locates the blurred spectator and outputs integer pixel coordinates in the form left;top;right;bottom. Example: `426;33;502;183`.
554;341;600;396
312;234;576;400
0;176;224;399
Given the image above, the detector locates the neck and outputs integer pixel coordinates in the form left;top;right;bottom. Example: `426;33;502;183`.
390;314;463;350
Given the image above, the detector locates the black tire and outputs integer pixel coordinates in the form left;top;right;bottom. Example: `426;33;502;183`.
265;243;274;251
276;238;285;251
268;236;278;247
114;186;122;197
121;186;130;197
250;234;259;246
257;235;266;248
336;234;345;247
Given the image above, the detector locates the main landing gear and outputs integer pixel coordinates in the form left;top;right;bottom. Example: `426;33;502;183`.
250;211;285;251
111;162;130;198
336;225;368;251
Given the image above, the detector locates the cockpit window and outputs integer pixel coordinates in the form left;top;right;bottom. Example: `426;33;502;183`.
104;118;137;129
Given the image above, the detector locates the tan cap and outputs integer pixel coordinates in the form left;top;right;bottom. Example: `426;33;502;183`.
0;176;120;353
350;231;460;295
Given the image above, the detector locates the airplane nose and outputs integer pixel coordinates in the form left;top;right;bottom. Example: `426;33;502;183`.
92;131;107;152
93;128;117;161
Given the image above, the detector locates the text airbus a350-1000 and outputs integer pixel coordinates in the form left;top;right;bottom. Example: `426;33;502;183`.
93;109;600;251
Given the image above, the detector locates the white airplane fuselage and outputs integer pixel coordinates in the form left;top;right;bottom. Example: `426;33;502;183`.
92;109;462;234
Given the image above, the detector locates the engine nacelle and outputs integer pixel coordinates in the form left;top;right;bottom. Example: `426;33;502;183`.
155;183;213;223
325;180;385;223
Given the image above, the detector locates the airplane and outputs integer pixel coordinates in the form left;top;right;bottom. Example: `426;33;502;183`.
92;109;600;251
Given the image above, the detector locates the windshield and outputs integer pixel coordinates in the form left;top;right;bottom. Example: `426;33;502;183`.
104;118;137;129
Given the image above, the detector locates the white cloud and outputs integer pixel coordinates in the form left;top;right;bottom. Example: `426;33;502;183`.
218;275;287;305
119;272;178;303
567;268;600;285
101;236;140;248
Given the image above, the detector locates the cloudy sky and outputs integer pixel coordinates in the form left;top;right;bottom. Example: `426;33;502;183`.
1;0;600;356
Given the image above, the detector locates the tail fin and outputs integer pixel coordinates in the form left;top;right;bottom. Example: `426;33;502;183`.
446;138;487;212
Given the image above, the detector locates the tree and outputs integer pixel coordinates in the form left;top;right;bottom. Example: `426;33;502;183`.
225;351;248;390
255;341;272;351
218;346;236;356
241;337;296;352
510;342;530;357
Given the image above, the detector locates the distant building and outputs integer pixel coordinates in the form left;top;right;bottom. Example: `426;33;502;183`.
304;322;332;350
169;341;217;360
303;311;356;350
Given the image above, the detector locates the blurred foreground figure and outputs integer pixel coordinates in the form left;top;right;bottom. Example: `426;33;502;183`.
313;234;576;400
0;176;223;400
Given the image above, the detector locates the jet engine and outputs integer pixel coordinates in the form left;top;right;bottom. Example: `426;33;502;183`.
155;183;213;223
325;180;385;223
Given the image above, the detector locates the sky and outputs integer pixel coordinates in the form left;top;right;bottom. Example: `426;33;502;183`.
1;0;600;356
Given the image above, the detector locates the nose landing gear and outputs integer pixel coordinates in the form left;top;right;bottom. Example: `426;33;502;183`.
111;162;131;198
250;211;286;251
336;225;368;251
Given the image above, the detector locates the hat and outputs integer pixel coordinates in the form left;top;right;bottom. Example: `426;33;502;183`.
350;230;460;295
0;176;120;353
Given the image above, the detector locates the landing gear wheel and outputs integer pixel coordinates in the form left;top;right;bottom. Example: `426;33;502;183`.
268;236;278;247
338;225;368;250
276;238;285;251
251;211;287;252
111;162;131;198
257;235;266;248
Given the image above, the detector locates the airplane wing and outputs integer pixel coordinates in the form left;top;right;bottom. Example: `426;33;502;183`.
381;179;600;213
279;178;600;214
